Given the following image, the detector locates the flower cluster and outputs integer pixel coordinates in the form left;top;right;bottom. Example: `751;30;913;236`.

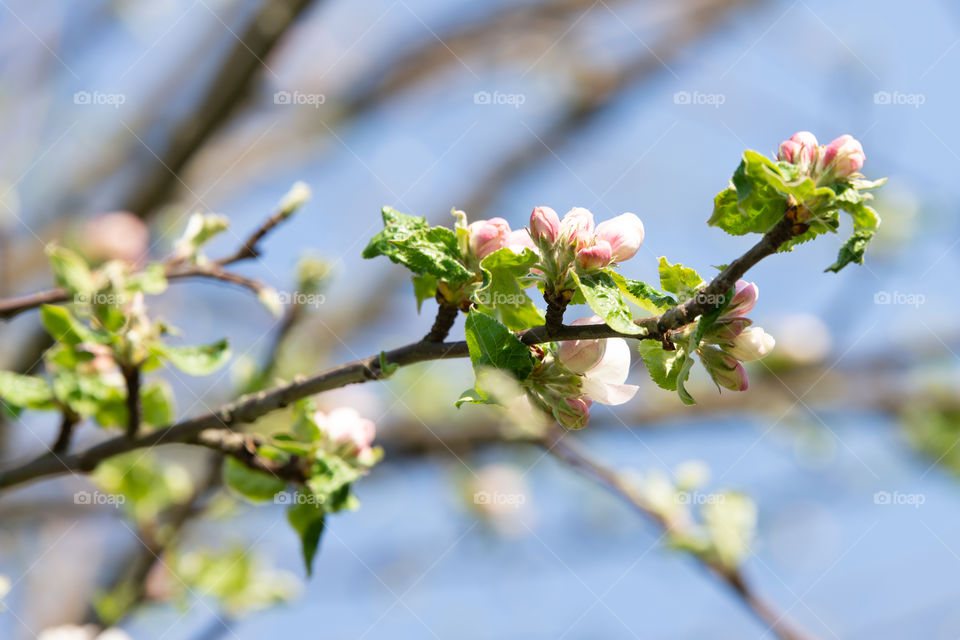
694;281;775;391
529;206;644;272
777;131;865;183
525;316;639;429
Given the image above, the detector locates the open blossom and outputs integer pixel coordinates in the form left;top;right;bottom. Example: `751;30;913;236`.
315;407;376;458
558;316;639;406
595;213;644;262
38;626;130;640
819;134;865;179
468;217;511;260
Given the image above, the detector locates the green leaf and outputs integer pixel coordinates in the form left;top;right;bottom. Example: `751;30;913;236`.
379;351;399;378
826;229;875;273
46;245;96;294
463;310;534;380
474;247;544;330
658;258;704;302
0;371;55;410
222;457;286;503
291;398;322;442
411;274;438;313
573;270;642;335
610;272;676;315
362;207;472;283
637;342;689;392
287;495;325;576
40;305;104;346
140;381;175;426
152;339;231;376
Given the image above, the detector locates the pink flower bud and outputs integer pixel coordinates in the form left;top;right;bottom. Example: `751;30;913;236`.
83;212;150;266
595;213;644;263
576;240;613;271
505;229;536;253
529;206;560;244
819;134;865;179
555;397;591;430
468;217;511;260
723;280;759;318
316;407;376;457
700;347;749;391
557;333;606;374
558;207;595;250
726;326;775;362
777;131;818;166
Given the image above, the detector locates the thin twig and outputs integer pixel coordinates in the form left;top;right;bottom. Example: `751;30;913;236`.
52;410;79;454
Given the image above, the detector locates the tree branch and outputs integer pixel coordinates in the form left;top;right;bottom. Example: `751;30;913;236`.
0;200;297;320
0;212;801;491
539;429;815;640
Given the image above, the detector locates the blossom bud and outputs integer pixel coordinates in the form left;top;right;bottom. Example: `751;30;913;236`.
576;240;612;271
316;407;376;457
708;317;752;342
558;207;595;250
819;134;865;179
700;347;749;391
529;206;560;244
723;280;759;319
467;217;511;260
595;213;644;263
777;131;818;166
726;326;775;362
555;397;591;430
505;228;536;253
557;334;606;374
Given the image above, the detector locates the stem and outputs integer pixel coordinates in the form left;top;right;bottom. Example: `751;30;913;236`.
543;288;571;336
122;365;141;439
52;411;79;454
423;299;459;342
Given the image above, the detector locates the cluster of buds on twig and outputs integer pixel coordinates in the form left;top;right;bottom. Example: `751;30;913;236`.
529;206;645;276
525;316;639;429
777;131;866;184
687;281;775;391
464;216;536;262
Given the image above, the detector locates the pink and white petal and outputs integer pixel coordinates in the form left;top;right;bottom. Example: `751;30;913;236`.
582;379;639;405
